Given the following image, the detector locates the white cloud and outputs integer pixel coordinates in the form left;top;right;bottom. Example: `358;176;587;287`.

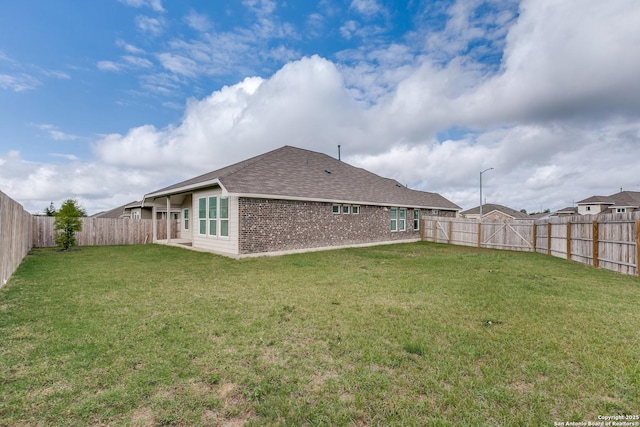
118;0;164;13
0;73;40;91
185;10;212;32
156;53;199;77
116;39;145;54
135;15;164;36
0;150;161;214
122;55;153;68
461;0;640;125
97;61;124;72
350;0;383;17
340;20;359;40
5;0;640;216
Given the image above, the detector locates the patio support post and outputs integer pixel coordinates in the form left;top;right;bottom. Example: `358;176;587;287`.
166;197;171;243
152;205;157;242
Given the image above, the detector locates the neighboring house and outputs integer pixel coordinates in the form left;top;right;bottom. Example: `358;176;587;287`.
90;202;132;219
91;201;175;220
576;191;640;215
554;206;578;217
141;145;461;258
460;204;532;221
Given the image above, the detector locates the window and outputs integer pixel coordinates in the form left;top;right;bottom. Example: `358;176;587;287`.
183;209;189;230
617;208;626;213
399;208;406;231
342;205;350;214
413;209;420;230
131;210;140;219
198;196;229;237
220;197;229;237
208;196;217;236
332;204;340;214
586;206;591;211
198;198;206;235
390;208;397;231
352;205;360;214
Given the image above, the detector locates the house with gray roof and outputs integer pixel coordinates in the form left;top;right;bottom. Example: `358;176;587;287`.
142;145;460;258
576;191;640;215
460;204;532;221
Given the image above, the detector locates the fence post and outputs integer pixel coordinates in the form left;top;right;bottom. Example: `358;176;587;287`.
592;221;599;268
547;223;552;256
566;221;572;260
448;220;453;244
477;222;482;248
636;220;640;277
420;218;425;241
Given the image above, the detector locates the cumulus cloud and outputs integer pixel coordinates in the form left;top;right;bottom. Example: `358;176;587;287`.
462;0;640;125
4;0;640;216
93;56;363;174
0;150;161;214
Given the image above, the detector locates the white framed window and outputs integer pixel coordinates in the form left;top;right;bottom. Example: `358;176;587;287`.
198;196;229;237
183;209;189;230
399;208;406;231
586;206;591;211
391;208;397;231
352;205;360;214
198;198;207;235
616;208;626;213
342;205;350;214
208;196;217;236
332;204;340;214
131;210;140;219
220;197;229;237
413;209;420;230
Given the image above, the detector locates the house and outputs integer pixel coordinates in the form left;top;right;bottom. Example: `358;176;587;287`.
90;202;133;219
553;206;578;217
141;145;461;258
460;204;532;221
91;201;176;220
576;191;640;215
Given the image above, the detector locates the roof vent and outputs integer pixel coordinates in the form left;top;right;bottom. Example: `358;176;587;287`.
325;169;332;174
396;183;402;187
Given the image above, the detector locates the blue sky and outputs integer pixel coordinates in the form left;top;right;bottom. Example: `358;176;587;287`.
1;0;639;214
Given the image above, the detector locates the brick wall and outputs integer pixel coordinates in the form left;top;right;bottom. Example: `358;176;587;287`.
238;198;438;254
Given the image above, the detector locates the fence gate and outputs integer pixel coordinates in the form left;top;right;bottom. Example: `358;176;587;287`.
480;222;534;251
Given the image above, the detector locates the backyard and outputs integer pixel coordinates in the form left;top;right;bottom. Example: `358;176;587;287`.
1;242;639;426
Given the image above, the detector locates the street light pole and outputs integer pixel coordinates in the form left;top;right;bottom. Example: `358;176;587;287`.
479;167;494;221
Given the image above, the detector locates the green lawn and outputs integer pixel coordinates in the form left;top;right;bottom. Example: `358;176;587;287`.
1;243;639;426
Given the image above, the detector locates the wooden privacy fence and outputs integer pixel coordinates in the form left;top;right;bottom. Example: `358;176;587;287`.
33;217;179;248
0;191;33;287
422;212;640;277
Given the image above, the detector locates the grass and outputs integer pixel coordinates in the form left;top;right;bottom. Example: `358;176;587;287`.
1;242;639;426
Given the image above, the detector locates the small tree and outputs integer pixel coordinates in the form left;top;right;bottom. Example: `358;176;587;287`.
44;202;57;216
54;199;86;250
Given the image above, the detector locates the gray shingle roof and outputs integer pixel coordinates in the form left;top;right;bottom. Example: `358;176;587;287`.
577;191;640;208
460;203;531;219
146;146;460;210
